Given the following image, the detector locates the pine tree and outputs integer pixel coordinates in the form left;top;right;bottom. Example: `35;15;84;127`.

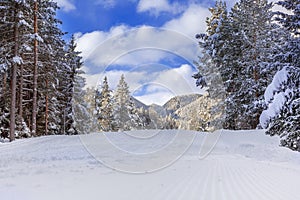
35;0;66;136
193;1;229;130
112;75;143;131
221;0;280;129
83;87;98;132
230;0;276;129
95;76;114;132
0;0;33;140
260;0;300;151
64;35;89;134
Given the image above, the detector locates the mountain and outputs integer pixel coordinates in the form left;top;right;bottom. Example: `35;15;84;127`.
163;94;202;115
132;93;209;130
174;94;213;131
148;104;167;117
131;96;149;110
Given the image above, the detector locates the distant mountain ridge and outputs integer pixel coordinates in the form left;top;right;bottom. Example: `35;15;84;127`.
132;93;203;115
132;93;210;130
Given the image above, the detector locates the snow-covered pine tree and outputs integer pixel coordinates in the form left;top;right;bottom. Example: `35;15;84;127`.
260;0;300;151
112;75;143;131
83;87;98;131
260;67;300;151
0;0;89;138
0;1;11;138
95;76;114;132
225;0;279;129
0;71;9;138
0;0;33;140
65;35;90;134
193;1;228;130
34;0;66;136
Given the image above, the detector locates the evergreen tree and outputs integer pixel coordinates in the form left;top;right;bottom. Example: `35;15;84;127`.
35;0;66;136
260;0;300;151
229;0;276;129
95;76;114;132
112;75;143;131
193;1;230;130
66;35;89;134
0;0;33;140
83;87;98;131
0;0;87;139
194;0;283;130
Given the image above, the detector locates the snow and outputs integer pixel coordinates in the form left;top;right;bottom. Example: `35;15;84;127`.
12;56;23;65
30;33;44;43
264;66;288;103
0;130;300;200
260;66;291;128
18;19;30;28
260;91;286;128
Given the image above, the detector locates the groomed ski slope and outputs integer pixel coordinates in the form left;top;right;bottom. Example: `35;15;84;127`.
0;130;299;200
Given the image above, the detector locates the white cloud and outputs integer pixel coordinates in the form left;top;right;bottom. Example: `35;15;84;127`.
75;25;201;72
135;90;174;106
95;0;116;8
85;64;203;105
137;0;184;16
163;4;210;38
54;0;76;12
224;0;291;14
75;3;210;104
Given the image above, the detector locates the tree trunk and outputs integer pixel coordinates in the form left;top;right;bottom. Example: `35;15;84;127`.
32;1;38;137
18;63;23;118
10;3;20;142
45;78;48;135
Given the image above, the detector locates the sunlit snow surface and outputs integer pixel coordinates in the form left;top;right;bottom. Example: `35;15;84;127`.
0;130;299;200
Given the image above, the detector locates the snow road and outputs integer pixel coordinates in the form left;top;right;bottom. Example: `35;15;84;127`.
0;130;299;200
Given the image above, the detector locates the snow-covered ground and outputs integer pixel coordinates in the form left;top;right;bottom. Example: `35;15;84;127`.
0;130;299;200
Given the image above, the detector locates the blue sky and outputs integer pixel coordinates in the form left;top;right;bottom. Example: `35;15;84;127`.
57;0;216;34
54;0;237;105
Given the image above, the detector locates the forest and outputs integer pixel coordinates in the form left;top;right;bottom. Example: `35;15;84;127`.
0;0;299;152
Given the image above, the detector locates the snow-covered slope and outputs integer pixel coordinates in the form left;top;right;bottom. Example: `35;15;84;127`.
175;95;213;130
0;130;299;200
163;93;202;114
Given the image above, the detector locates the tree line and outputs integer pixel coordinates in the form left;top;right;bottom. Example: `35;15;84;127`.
0;0;87;141
95;75;149;132
194;0;299;151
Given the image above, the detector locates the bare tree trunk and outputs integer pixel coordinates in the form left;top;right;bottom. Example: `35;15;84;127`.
32;1;38;137
253;24;259;128
45;78;48;135
19;63;23;118
10;3;19;142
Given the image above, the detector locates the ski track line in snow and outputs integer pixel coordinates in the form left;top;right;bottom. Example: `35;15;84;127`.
244;163;284;200
220;158;239;200
162;168;198;200
253;163;299;199
223;157;299;200
234;160;275;200
185;160;214;200
175;161;210;200
142;170;186;200
195;160;215;200
225;159;248;200
215;159;228;200
149;159;209;200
